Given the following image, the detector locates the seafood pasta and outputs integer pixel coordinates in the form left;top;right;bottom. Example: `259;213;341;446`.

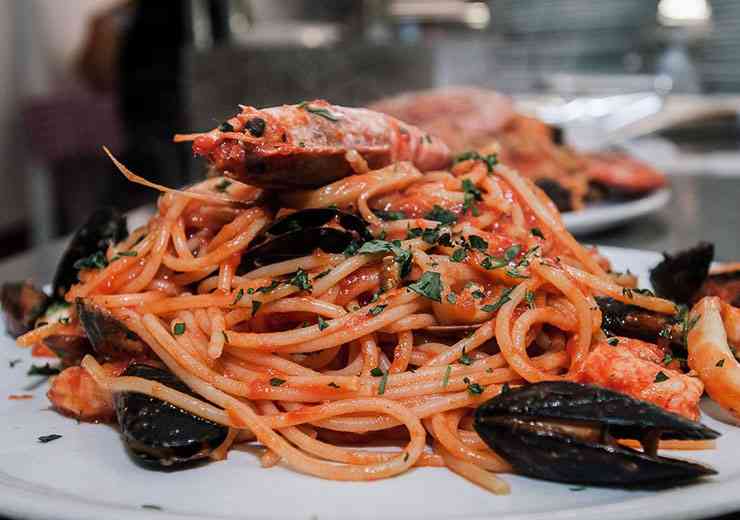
370;87;667;212
3;100;738;493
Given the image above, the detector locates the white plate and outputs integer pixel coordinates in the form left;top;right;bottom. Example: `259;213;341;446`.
563;189;671;235
1;246;738;520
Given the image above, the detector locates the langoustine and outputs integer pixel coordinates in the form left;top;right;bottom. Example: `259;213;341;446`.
178;100;452;189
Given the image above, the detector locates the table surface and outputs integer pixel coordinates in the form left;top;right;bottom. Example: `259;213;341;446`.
0;173;738;520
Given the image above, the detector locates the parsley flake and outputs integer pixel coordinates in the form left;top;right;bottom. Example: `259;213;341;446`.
73;251;108;270
442;365;451;388
481;287;514;313
289;269;313;291
368;304;387;316
468;235;488;251
297;101;340;121
607;337;619;346
531;228;545;239
378;371;389;395
654;371;669;383
407;272;443;302
716;359;726;368
450;248;467;262
370;367;384;377
232;288;244;305
214;179;232;193
317;316;329;330
270;378;286;387
173;322;186;335
446;293;457;304
251;300;262;317
28;363;60;376
425;205;457;225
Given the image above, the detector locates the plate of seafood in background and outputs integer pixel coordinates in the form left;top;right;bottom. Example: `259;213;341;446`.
371;87;670;235
0;245;739;520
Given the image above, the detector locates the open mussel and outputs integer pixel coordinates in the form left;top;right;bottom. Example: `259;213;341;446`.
76;299;148;360
237;208;371;274
53;207;128;299
474;381;719;487
115;364;228;468
596;297;683;346
650;242;714;306
1;281;49;337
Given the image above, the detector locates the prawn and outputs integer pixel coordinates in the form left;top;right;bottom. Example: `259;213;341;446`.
579;338;703;420
47;361;127;422
583;152;666;194
687;296;740;418
177;100;451;189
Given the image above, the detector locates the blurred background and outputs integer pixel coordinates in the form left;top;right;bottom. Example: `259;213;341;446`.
2;0;739;258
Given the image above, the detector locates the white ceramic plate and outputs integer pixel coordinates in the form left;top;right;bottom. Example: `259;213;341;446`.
1;246;738;520
563;189;671;235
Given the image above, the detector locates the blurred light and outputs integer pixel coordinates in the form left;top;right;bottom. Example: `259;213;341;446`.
300;27;328;48
658;0;712;26
463;3;490;30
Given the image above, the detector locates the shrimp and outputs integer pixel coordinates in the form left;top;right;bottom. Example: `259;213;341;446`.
687;297;740;418
579;339;703;420
583;152;666;194
178;100;451;189
47;361;127;422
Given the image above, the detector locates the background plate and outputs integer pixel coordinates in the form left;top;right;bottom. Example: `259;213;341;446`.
563;189;670;235
0;246;738;520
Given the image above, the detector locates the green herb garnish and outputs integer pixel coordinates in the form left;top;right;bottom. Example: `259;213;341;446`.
297;101;340;121
654;371;669;383
531;228;544;239
73;251;108;270
270;378;286;387
450;248;467;263
370;367;384;377
232;288;244;305
607;337;619;346
317;316;329;330
446;293;457;304
481;287;514;313
289;269;312;291
368;304;387;316
378;371;388;395
173;322;186;335
374;209;407;221
27;363;60;376
716;359;725;368
425;205;457;225
468;235;488;251
442;365;451;388
407;272;443;302
251;300;262;317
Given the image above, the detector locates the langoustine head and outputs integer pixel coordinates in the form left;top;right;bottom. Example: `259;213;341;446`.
179;100;452;189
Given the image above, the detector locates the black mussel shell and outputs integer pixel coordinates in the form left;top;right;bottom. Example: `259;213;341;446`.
77;299;148;360
596;297;681;345
115;364;228;468
535;179;572;212
52;208;128;299
474;382;719;487
238;227;354;274
1;281;49;337
42;334;92;367
266;208;372;241
650;242;714;305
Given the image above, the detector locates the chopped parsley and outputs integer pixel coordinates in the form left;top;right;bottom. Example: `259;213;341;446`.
111;250;138;262
73;251;108;270
214;179;232;192
654;371;669;383
446;293;457;304
256;280;281;294
461;179;483;215
459;348;472;366
662;352;673;365
622;287;634;299
450;248;467;263
314;269;331;279
368;304;387;316
716;359;726;368
425;205;457;225
232;288;244;305
407;272;443;302
471;290;484;300
504;244;521;262
468;235;488;251
289;269;313;291
296;101;340;121
27;363;60;376
38;434;62;443
481;287;514;313
357;240;412;278
378;371;389;395
317;316;329;330
607;337;620;346
463;377;483;395
452;151;498;172
442;365;452;388
270;378;286;387
173;322;186;335
531;227;545;239
251;300;262;317
218;121;234;132
525;290;535;309
481;255;507;270
370;367;384;377
374;209;407;221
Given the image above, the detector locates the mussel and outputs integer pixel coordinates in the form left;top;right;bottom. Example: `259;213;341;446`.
76;299;149;360
597;297;682;346
52;207;128;299
237;208;371;274
535;179;572;212
1;281;49;337
474;381;719;487
115;364;228;468
649;242;714;306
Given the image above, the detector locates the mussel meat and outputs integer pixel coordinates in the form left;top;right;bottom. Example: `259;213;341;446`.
597;297;682;346
115;364;228;468
77;299;149;360
474;381;719;486
52;207;128;299
1;281;49;337
237;208;370;274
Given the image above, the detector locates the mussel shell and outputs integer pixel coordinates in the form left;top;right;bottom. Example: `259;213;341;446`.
52;208;128;299
266;208;371;241
115;364;228;468
237;227;354;274
649;242;714;305
76;299;149;360
535;179;572;212
596;297;681;345
42;335;92;367
474;382;719;486
0;281;49;337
